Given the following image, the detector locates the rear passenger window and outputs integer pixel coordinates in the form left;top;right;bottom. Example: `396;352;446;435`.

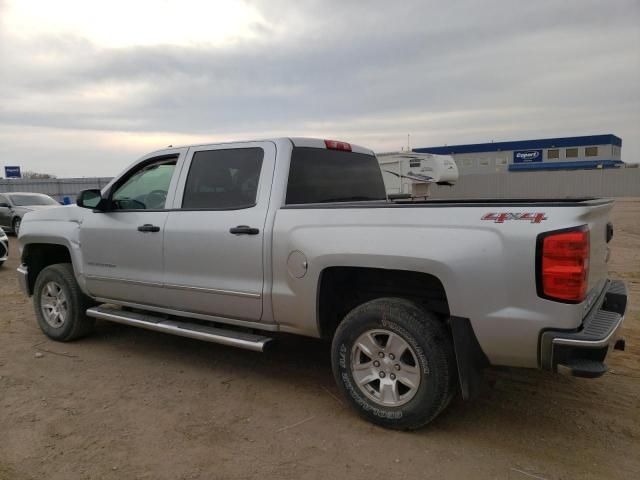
182;148;264;209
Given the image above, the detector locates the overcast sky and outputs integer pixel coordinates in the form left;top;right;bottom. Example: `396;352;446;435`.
0;0;638;177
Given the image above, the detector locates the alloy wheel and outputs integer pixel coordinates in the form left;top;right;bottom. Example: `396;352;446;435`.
351;329;422;407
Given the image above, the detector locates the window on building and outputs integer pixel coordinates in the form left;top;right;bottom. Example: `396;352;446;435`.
547;149;559;159
479;159;490;167
566;148;579;158
585;147;598;157
496;157;507;166
463;159;474;167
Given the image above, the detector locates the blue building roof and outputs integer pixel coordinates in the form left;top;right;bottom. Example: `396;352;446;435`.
414;134;622;155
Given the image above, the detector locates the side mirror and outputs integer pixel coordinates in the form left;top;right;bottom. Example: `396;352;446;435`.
0;202;10;209
77;189;105;210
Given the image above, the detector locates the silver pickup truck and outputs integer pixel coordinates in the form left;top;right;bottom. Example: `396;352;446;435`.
17;137;628;429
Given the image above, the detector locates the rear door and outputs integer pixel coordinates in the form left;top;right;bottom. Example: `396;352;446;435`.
162;141;276;322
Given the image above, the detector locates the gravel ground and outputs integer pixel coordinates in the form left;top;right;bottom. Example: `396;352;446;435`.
1;199;639;480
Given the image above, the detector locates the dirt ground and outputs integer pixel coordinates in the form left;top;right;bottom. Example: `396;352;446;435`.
1;200;639;480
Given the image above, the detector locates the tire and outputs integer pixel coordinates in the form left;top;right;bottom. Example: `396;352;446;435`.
331;297;456;430
33;263;96;342
12;217;21;235
13;217;21;236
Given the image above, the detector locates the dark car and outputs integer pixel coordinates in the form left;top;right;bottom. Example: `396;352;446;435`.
0;192;60;236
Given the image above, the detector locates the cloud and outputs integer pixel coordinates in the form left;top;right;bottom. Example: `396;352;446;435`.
0;0;638;176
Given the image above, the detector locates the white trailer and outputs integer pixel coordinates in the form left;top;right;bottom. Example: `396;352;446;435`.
377;152;459;198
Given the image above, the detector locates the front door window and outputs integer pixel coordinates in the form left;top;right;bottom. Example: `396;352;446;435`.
112;160;176;210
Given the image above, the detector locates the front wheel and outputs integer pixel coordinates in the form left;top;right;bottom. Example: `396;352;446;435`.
33;263;95;341
331;297;457;430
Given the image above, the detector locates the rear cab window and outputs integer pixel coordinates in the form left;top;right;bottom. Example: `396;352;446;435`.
285;147;387;204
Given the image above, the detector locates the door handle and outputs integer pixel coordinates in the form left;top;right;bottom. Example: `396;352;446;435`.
229;225;260;235
138;224;160;233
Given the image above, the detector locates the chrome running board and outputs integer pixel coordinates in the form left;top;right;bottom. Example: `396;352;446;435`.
86;305;272;352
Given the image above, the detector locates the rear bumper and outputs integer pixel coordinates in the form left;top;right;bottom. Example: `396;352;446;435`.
540;279;627;378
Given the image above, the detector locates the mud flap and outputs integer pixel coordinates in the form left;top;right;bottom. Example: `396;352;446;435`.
449;316;489;400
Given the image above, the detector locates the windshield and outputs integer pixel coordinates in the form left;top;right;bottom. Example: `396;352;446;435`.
10;194;59;206
286;147;387;204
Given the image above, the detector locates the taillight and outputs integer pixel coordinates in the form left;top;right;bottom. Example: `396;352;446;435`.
537;226;590;303
324;140;352;151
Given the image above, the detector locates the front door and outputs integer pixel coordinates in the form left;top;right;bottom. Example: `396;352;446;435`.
80;150;186;306
162;142;276;322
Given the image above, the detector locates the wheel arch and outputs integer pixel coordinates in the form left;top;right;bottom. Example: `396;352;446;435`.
21;242;76;295
317;266;450;339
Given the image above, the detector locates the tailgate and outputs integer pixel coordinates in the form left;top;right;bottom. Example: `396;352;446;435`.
580;200;614;298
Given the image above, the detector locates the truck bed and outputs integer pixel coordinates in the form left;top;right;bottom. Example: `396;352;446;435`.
282;197;613;209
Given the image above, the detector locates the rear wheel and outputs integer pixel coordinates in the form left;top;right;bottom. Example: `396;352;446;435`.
33;263;95;341
331;297;456;430
12;217;21;236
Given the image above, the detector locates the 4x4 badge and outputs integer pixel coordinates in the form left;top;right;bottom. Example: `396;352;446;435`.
481;212;547;223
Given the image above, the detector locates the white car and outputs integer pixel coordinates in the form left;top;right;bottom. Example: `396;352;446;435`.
0;227;8;266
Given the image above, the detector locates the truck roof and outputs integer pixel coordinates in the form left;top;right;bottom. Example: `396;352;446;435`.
288;138;374;155
148;137;375;157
